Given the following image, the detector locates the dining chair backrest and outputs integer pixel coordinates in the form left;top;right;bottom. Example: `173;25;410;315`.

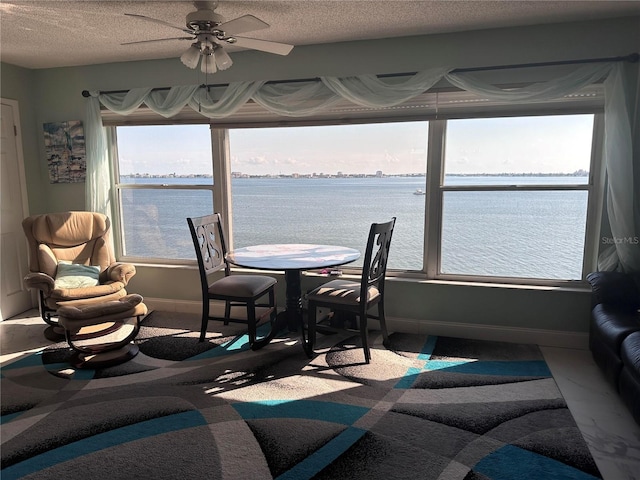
361;217;396;300
187;214;231;286
303;217;397;363
186;213;278;347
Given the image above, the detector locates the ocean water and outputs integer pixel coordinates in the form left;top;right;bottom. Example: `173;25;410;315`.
120;176;588;280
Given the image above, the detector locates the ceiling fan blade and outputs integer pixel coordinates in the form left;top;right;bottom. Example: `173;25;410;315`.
220;14;269;35
232;36;294;56
121;37;194;46
125;13;190;33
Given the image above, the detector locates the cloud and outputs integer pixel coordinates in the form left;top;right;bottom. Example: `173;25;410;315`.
274;157;299;166
244;156;269;166
384;151;400;164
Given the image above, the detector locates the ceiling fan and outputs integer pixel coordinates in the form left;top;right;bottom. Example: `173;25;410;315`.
123;1;294;73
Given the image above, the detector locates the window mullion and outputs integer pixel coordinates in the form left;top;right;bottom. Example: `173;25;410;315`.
211;127;233;247
425;120;446;277
107;126;126;259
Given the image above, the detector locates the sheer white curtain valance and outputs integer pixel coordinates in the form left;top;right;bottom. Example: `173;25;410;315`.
85;61;639;273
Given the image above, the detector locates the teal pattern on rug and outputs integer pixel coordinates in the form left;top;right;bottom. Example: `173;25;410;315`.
1;313;602;479
1;411;208;480
395;335;551;389
474;444;601;480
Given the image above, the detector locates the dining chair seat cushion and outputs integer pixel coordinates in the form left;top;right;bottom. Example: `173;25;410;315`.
307;279;380;306
209;275;277;298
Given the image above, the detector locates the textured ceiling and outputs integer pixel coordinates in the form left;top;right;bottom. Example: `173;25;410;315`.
1;0;639;69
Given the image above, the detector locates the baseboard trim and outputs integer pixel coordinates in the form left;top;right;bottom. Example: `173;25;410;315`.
145;298;203;315
143;297;589;350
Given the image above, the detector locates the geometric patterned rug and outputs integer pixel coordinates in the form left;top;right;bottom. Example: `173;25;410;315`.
1;311;602;479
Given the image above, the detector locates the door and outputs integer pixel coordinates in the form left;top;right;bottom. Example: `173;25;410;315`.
1;99;32;320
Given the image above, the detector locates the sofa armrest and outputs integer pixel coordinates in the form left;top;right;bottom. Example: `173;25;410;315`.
102;262;137;286
23;272;55;296
586;272;640;310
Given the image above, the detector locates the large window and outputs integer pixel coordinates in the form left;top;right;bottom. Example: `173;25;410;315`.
110;105;602;284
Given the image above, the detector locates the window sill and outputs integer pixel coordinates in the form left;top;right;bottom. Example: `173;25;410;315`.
305;269;590;293
388;276;591;293
130;263;592;293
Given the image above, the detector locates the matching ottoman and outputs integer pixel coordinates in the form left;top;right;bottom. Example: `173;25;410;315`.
57;294;148;369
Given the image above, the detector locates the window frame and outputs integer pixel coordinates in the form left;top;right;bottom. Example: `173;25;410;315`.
107;88;605;286
110;127;216;265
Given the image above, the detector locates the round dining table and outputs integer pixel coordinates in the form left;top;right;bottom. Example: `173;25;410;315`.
226;243;360;349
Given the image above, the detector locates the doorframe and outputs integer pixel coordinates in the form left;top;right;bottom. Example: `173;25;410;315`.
1;98;29;219
1;97;34;313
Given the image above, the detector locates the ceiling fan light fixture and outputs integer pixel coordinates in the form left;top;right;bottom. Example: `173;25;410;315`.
125;2;294;73
180;43;201;69
214;46;233;70
201;52;217;74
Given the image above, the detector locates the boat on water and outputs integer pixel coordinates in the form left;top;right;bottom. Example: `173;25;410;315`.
413;189;426;195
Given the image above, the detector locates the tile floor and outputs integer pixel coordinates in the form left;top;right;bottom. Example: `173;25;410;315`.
1;310;639;479
541;345;640;480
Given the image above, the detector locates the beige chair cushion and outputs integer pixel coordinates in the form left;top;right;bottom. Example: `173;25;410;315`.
25;211;114;276
30;211;109;246
209;275;276;298
50;290;127;310
51;282;126;301
307;279;380;306
57;294;147;329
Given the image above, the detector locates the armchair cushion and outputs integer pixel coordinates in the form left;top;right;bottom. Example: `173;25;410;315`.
54;262;100;290
57;293;147;329
37;244;58;278
51;282;126;301
103;262;137;286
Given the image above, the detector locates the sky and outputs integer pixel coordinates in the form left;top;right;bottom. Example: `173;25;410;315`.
116;114;594;176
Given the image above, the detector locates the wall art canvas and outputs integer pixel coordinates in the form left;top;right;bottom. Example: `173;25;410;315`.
43;120;86;183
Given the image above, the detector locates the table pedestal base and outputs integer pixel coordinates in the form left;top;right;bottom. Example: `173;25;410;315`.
285;270;303;331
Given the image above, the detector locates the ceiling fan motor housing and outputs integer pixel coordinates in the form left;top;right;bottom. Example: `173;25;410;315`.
186;10;225;31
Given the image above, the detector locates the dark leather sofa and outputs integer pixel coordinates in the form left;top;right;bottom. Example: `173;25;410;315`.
587;271;640;424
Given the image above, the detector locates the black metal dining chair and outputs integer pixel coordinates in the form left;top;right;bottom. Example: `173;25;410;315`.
304;217;396;363
187;213;278;349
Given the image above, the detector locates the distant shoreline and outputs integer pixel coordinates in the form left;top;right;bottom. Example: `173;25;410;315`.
121;171;589;179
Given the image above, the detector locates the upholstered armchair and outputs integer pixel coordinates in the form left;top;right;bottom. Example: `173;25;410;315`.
22;211;137;339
